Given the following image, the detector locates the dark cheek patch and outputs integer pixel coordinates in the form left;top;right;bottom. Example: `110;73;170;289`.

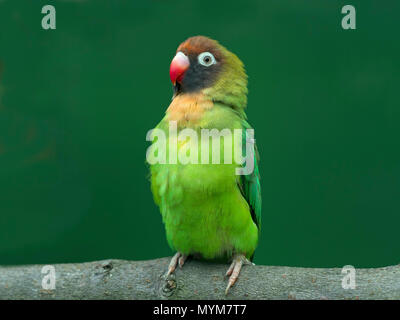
180;56;222;93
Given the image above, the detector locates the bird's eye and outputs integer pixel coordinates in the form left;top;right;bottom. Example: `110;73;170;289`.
198;52;216;67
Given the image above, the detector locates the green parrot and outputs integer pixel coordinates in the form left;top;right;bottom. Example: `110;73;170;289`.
148;36;261;294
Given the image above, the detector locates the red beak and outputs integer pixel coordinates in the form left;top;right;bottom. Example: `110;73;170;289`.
170;52;190;85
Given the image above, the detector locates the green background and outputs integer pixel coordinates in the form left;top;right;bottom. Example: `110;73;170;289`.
0;0;399;268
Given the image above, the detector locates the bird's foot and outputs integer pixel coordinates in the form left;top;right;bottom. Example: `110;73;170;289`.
166;252;188;278
225;254;252;295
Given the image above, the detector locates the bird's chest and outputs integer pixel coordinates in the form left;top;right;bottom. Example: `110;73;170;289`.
155;159;238;208
154;97;243;208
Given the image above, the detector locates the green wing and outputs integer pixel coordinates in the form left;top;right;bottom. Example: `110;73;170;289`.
238;120;262;231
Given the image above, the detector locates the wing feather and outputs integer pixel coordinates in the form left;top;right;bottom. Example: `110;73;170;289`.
238;120;262;231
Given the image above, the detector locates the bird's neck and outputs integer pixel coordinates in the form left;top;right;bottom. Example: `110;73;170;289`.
166;91;213;127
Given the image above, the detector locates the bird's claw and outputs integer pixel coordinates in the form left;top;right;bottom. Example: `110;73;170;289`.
225;254;251;295
179;254;188;268
166;252;187;278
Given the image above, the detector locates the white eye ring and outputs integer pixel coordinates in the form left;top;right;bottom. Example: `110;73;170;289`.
198;52;216;67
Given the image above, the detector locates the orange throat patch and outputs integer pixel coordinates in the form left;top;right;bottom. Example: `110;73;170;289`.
166;92;213;126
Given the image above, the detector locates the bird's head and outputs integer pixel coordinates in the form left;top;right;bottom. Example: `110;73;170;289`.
169;36;248;109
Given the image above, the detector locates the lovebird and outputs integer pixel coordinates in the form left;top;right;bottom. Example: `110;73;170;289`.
148;36;261;294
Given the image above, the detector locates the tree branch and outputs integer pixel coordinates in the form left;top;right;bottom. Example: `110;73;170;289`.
0;257;399;299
